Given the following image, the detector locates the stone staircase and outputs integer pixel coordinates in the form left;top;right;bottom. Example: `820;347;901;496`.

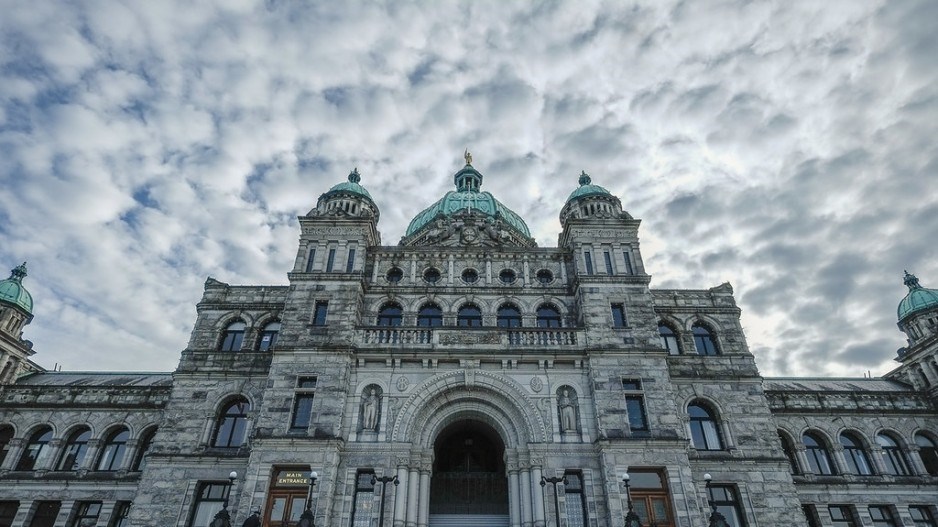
427;514;510;527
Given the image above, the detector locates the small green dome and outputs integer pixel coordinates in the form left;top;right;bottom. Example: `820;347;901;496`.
898;271;938;322
566;171;612;202
404;159;531;238
0;262;33;314
322;168;372;201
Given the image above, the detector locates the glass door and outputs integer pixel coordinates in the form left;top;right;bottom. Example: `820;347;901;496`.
265;492;308;527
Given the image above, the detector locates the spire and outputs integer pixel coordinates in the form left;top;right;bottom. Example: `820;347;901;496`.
904;270;922;291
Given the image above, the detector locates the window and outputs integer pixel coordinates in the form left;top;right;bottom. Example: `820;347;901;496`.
622;379;648;436
708;485;746;527
461;268;479;284
840;432;873;475
109;502;131;527
312;302;328;326
346;248;356;273
258;321;281;351
779;432;800;475
802;505;821;527
213;398;251;448
457;304;483;327
0;426;11;467
29;501;60;527
0;501;19;527
423;267;441;283
16;427;53;471
688;402;724;450
417;304;443;327
304;248;316;273
603;251;613;275
658;324;681;355
350;470;376;527
131;428;156;471
386;267;403;283
219;321;246;351
70;502;101;527
536;304;562;328
692;324;718;355
536;269;553;284
583;251;594;274
377;303;403;326
828;506;858;527
189;483;232;527
869;506;898;527
563;471;587;527
497;304;522;328
290;377;317;432
803;432;835;475
56;427;91;471
325;248;336;272
910;506;937;527
626;470;673;526
877;433;910;475
499;269;517;284
622;251;634;274
915;433;938;475
611;304;626;327
96;427;130;471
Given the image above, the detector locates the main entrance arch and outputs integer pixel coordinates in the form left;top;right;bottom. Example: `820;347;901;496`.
429;420;508;517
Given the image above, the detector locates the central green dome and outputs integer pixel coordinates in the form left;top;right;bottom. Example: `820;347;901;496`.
404;161;531;238
898;271;938;321
0;262;33;315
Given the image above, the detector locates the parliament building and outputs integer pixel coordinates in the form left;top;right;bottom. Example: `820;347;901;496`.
1;156;937;527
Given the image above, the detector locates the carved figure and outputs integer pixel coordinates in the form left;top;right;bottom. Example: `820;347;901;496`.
362;388;379;430
558;389;577;432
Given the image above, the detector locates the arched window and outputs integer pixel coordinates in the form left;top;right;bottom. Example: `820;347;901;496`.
417;304;443;327
131;428;157;471
840;432;873;475
16;427;53;471
658;324;681;355
257;321;281;351
802;432;835;475
377;303;403;326
688;402;724;450
496;304;522;328
457;304;483;327
692;323;718;355
56;427;91;471
213;398;251;448
877;432;910;475
778;431;799;474
0;425;13;467
915;433;938;475
219;321;246;351
536;304;562;328
96;427;130;471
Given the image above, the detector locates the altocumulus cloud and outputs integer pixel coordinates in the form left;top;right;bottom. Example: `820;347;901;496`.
0;1;936;376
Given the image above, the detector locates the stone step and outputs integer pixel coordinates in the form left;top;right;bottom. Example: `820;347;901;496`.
427;514;510;527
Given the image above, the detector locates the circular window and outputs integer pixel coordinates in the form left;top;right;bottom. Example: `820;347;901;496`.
499;269;517;284
536;269;554;284
424;267;441;283
462;268;479;284
386;267;403;283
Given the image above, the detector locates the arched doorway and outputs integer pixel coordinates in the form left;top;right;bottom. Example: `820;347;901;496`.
430;420;509;519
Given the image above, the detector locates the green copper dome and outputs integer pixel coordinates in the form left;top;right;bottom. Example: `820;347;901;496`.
322;168;372;201
898;271;938;322
404;160;531;238
566;171;612;202
0;262;33;314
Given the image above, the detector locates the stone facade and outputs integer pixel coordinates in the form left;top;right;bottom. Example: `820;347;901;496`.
0;162;936;527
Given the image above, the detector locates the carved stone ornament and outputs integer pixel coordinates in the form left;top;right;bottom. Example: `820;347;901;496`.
530;376;544;393
396;376;410;392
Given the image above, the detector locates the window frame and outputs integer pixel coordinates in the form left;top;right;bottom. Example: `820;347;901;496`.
188;482;232;527
69;501;102;527
346;247;356;273
622;251;634;274
304;247;316;273
219;321;246;352
457;304;483;327
96;427;130;472
707;484;747;527
688;402;724;451
56;427;92;471
212;398;251;448
622;379;649;436
325;248;336;272
658;324;681;355
915;432;938;475
562;470;588;527
839;432;874;475
803;433;836;475
29;501;61;527
0;501;19;527
910;505;937;527
289;377;318;433
131;428;156;471
536;304;562;328
377;303;403;327
108;502;132;527
692;323;719;356
496;304;522;328
868;506;898;527
312;301;328;326
258;321;281;351
583;251;594;275
349;470;376;527
16;427;53;471
603;251;614;275
778;431;800;475
876;432;911;475
611;304;627;328
416;304;443;327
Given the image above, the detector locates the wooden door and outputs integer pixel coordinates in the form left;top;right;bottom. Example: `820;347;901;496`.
265;491;308;527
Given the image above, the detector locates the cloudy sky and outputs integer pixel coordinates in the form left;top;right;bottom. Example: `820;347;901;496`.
1;1;936;377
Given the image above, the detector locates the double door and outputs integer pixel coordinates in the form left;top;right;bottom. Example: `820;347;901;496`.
265;491;308;527
630;491;674;527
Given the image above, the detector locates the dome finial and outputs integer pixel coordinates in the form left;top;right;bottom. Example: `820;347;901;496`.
578;170;591;186
348;167;361;184
10;262;27;281
904;270;922;291
464;149;473;166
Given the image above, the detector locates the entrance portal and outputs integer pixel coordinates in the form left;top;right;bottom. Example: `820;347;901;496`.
429;420;509;517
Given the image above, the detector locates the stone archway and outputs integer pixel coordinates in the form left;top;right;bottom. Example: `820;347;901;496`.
429;419;508;516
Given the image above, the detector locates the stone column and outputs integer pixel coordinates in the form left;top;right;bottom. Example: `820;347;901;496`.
393;462;409;527
0;438;25;470
418;466;431;527
83;439;104;471
907;445;929;475
406;466;420;527
508;467;521;527
531;465;545;527
520;469;533;527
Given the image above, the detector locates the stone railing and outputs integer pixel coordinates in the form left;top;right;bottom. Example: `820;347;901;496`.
361;328;434;345
359;327;581;349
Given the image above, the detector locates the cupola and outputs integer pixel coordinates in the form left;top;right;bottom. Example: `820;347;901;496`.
309;168;380;221
0;262;33;316
559;171;627;227
897;271;938;345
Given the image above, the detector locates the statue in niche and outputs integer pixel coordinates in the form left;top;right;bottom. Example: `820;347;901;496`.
362;388;380;431
558;388;578;432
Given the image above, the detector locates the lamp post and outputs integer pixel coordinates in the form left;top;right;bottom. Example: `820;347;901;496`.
621;473;642;527
372;473;399;527
703;474;730;527
298;471;318;527
211;471;238;527
540;475;565;527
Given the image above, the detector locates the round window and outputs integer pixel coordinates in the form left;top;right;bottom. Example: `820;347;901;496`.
424;267;441;283
499;269;517;284
386;267;403;283
462;269;479;284
536;269;554;284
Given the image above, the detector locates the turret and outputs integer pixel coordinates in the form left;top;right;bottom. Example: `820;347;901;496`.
0;262;40;383
888;272;938;393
